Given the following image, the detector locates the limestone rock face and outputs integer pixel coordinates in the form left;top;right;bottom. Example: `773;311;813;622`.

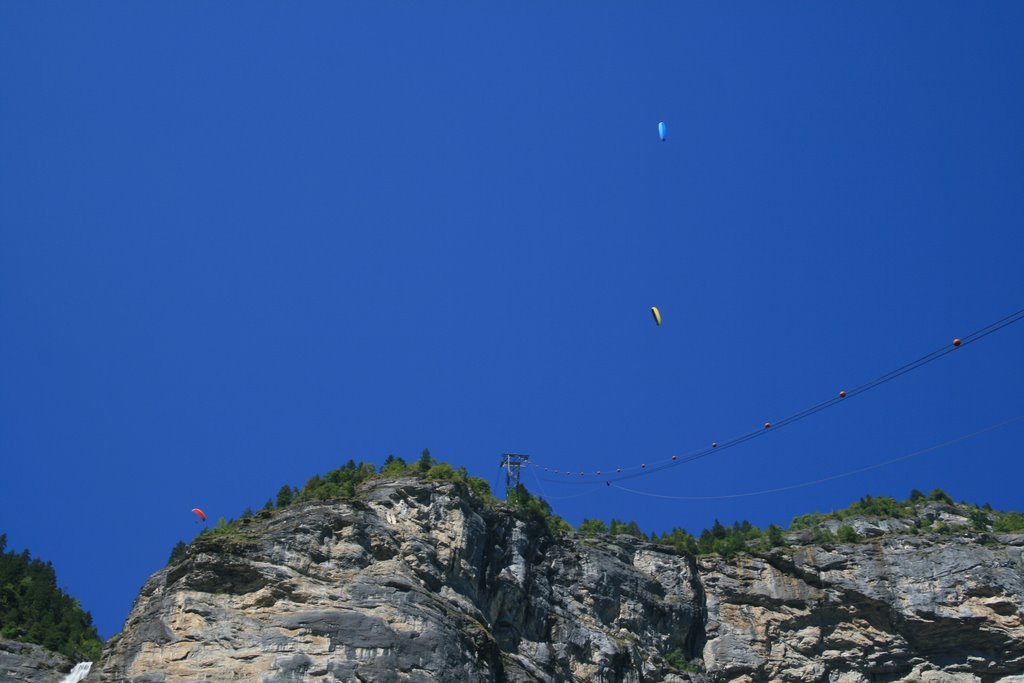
0;638;76;683
699;536;1024;682
93;479;1024;682
94;479;701;682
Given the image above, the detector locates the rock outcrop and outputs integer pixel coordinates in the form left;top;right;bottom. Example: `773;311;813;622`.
0;638;76;683
701;535;1024;682
92;479;1024;682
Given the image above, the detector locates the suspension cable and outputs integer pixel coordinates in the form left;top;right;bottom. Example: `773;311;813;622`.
531;306;1024;485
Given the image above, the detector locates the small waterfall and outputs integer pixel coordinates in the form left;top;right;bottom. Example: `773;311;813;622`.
60;662;92;683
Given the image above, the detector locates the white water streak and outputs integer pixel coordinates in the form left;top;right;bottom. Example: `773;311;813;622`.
60;661;92;683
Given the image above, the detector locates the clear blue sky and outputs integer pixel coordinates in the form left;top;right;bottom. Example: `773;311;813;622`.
2;3;1023;640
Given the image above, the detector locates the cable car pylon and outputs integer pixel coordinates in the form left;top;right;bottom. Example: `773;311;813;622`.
500;453;530;498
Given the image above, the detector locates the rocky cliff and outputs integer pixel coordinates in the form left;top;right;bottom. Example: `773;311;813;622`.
0;638;76;682
91;478;1024;682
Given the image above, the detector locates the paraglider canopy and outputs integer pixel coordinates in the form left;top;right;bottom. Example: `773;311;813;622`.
191;508;207;522
658;121;667;141
651;307;662;326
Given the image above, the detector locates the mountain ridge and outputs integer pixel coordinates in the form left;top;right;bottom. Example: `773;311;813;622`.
80;475;1024;682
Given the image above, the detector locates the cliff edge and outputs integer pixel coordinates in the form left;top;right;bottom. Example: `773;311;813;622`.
93;478;1024;682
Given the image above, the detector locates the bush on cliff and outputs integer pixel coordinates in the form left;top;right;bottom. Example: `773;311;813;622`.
654;527;699;554
993;511;1024;533
790;488;963;531
168;540;188;564
507;484;572;535
579;518;609;538
296;459;376;503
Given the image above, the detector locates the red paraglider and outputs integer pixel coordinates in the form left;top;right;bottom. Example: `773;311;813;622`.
191;508;207;522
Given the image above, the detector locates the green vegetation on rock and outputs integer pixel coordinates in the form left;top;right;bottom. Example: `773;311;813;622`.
507;484;572;535
583;488;1023;558
178;449;525;556
993;511;1024;533
168;540;188;564
579;518;609;538
665;647;703;674
172;447;1024;569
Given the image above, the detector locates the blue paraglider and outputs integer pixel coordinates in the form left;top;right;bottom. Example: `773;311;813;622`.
658;121;667;141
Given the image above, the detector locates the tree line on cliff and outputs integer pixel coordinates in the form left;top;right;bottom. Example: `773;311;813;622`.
169;449;1024;566
0;533;103;661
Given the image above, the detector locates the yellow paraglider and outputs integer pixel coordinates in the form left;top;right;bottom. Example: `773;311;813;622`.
651;307;662;326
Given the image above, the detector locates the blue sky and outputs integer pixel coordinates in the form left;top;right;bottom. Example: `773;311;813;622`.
2;3;1023;640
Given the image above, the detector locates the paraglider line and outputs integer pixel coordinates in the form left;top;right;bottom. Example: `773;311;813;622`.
608;415;1024;501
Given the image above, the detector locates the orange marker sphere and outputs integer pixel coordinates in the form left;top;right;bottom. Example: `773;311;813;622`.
953;338;962;347
764;422;772;429
839;391;847;398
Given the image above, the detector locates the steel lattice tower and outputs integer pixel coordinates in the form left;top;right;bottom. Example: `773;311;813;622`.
499;453;529;497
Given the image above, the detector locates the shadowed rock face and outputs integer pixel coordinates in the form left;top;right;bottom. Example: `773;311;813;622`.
90;479;1024;683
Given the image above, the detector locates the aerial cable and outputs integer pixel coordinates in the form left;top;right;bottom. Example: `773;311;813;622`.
512;455;603;500
531;306;1024;484
533;484;606;501
607;414;1024;501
